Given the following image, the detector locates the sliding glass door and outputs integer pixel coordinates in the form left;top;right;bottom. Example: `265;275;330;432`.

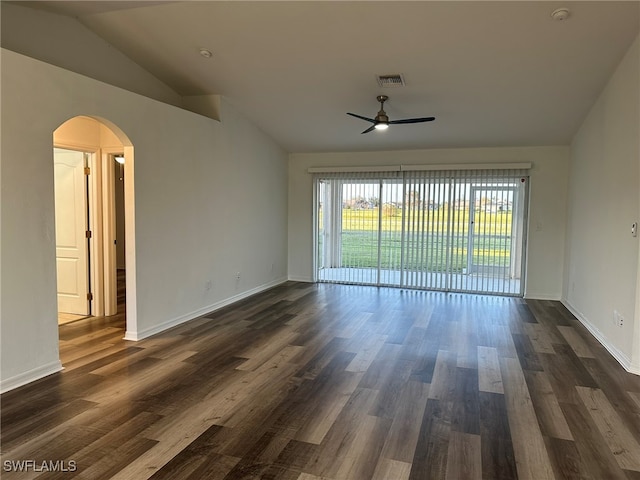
317;177;403;285
315;168;528;296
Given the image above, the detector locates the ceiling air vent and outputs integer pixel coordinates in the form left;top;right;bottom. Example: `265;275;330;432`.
376;74;405;88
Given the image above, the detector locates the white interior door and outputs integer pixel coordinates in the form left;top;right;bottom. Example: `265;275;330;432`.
54;148;89;315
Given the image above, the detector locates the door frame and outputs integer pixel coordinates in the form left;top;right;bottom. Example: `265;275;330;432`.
53;142;120;317
54;143;102;315
314;171;529;296
467;185;517;276
101;148;123;316
53;116;138;341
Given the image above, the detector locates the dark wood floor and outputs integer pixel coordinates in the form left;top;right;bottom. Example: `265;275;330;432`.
2;282;640;479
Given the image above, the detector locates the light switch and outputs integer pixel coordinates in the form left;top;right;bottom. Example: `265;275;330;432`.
632;222;638;237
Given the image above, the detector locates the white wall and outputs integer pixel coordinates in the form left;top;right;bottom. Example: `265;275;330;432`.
289;146;570;300
563;35;640;373
0;49;289;392
0;2;182;107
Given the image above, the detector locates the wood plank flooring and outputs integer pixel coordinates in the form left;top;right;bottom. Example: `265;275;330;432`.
2;282;640;479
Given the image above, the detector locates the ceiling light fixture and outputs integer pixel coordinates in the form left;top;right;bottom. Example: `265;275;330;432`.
374;122;389;130
551;7;570;21
199;48;213;58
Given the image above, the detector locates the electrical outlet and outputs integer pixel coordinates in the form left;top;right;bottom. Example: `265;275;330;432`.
613;310;624;327
235;272;241;280
618;314;624;327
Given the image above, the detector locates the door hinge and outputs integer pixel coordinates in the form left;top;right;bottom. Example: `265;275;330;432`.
86;230;92;238
87;292;93;301
84;166;90;175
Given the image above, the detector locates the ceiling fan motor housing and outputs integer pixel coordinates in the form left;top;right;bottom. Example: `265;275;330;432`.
376;113;389;123
375;95;389;124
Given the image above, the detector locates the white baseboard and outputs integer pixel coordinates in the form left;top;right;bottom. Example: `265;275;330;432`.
287;275;314;283
524;292;561;300
124;277;289;341
0;360;63;394
562;299;639;375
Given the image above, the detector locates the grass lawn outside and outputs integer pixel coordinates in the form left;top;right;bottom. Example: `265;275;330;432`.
320;207;513;273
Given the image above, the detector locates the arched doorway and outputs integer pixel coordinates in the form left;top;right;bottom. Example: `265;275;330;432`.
52;116;136;342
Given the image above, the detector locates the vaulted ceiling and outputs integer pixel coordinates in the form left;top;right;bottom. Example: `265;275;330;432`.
10;1;640;153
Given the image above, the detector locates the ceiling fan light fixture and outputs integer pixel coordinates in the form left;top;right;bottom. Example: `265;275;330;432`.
347;94;435;135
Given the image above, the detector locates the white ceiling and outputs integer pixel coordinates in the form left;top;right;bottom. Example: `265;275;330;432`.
18;1;640;153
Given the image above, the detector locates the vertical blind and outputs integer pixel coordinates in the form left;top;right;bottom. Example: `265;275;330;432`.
314;166;529;296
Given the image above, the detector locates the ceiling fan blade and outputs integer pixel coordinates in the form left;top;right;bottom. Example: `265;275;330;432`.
347;112;376;123
361;125;376;134
389;117;436;124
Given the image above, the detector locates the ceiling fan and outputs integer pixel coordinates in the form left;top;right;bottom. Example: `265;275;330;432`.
347;95;435;134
